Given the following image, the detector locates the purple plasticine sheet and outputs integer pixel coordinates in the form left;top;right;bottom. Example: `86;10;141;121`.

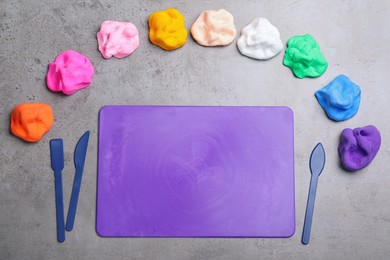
97;106;295;237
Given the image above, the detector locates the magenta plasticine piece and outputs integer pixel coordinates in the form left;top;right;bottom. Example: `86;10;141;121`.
97;106;295;237
338;125;381;171
46;50;94;95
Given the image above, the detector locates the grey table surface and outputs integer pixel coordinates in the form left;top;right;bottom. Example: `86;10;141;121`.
1;0;390;259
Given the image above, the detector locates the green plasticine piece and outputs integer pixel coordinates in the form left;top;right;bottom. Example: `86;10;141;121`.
283;34;328;78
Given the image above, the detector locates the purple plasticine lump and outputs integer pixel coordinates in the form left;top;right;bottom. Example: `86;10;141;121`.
338;125;381;171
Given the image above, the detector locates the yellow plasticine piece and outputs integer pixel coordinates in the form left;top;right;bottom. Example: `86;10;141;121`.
148;8;188;50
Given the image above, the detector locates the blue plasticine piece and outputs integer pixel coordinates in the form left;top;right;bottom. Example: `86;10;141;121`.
315;74;361;121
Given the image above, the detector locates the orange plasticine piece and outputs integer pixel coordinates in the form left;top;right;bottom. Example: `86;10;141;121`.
10;103;54;142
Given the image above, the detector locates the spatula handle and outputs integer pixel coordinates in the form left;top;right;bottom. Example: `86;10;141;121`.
302;175;319;245
54;172;65;243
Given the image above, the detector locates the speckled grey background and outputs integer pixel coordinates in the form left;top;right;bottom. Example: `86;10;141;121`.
1;0;390;259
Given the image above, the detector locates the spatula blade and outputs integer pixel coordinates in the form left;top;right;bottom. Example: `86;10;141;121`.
309;143;325;177
50;139;64;172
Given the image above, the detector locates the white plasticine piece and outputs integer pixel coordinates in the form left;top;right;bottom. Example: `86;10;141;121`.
237;18;283;60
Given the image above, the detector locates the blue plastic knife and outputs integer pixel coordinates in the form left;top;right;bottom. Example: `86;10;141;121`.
66;131;90;231
50;139;65;243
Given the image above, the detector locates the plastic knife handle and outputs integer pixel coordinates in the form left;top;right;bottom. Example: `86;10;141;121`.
54;171;65;242
66;168;82;231
302;175;319;245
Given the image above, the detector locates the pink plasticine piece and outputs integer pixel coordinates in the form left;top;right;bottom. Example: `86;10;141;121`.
97;21;139;59
46;50;94;95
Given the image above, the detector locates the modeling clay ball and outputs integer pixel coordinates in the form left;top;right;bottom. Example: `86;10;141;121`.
315;74;361;121
97;21;139;59
10;103;54;142
338;125;381;171
283;34;328;78
46;50;94;95
237;17;283;60
191;9;236;46
148;8;188;50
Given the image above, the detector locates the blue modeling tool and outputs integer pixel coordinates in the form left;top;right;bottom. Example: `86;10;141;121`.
66;131;90;231
50;139;65;243
302;143;326;245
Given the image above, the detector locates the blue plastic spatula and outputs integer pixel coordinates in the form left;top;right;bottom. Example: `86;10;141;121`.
302;143;326;245
50;139;65;243
66;131;90;231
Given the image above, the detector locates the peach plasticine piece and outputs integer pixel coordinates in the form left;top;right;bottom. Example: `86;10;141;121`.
190;9;237;46
10;103;54;142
